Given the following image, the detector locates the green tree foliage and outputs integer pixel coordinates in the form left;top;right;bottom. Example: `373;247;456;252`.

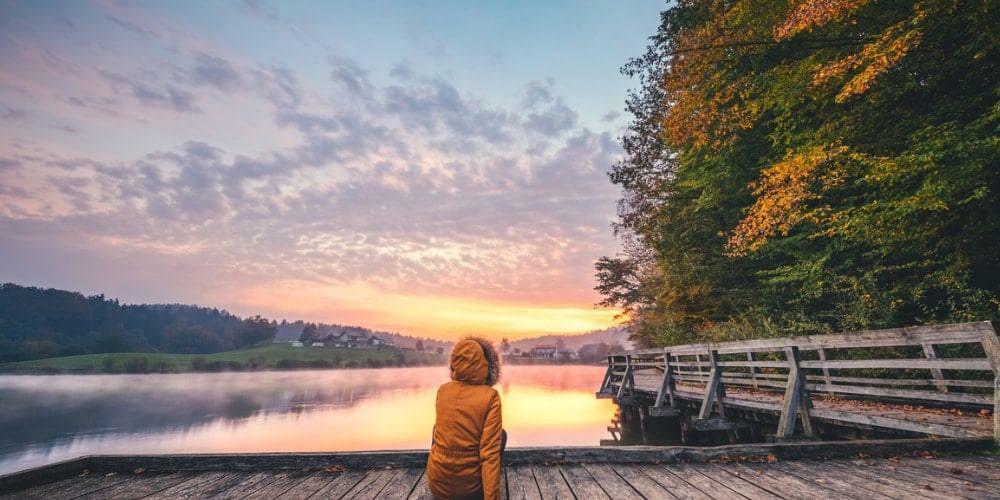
599;0;1000;347
0;283;277;362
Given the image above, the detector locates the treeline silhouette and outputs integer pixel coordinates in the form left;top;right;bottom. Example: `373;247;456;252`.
0;283;275;363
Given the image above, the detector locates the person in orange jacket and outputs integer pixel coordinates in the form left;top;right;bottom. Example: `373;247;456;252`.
426;337;506;500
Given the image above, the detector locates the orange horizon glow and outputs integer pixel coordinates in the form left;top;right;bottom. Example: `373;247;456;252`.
225;279;622;341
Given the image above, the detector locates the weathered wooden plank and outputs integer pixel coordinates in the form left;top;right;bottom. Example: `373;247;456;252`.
378;468;423;500
531;465;574;499
201;471;276;499
558;465;609;499
692;463;784;500
344;468;400;500
506;465;542;500
243;471;314;499
580;464;643;500
406;472;430;500
820;461;942;500
808;407;982;437
307;470;368;499
800;358;992;370
142;471;230;499
274;471;339;500
76;472;192;500
663;464;745;500
773;461;897;500
634;465;705;499
728;463;847;500
6;473;130;500
907;456;1000;485
861;461;996;499
804;382;992;405
612;465;675;499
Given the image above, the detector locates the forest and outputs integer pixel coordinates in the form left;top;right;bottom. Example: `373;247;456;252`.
596;0;999;347
0;283;275;362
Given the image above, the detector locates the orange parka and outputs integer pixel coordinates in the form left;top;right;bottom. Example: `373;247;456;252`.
426;338;503;500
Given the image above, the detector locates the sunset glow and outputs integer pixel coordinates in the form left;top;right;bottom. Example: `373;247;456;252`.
234;280;619;339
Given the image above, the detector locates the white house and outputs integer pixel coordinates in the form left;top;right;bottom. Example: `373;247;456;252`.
290;341;304;347
311;342;325;347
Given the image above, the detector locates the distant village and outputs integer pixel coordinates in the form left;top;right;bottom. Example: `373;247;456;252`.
273;321;627;363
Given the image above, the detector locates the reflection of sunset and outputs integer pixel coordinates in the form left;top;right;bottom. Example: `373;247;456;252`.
234;280;620;340
0;366;616;474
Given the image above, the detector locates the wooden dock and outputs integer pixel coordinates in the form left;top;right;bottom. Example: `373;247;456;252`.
1;444;998;499
598;321;1000;444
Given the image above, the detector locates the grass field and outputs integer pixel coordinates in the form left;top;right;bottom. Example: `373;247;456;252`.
0;344;446;373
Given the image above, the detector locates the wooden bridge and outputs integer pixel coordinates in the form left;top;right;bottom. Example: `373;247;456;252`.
597;321;1000;444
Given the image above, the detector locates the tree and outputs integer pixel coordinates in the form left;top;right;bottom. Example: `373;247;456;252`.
238;316;276;347
500;338;511;353
599;0;1000;347
299;324;318;343
416;339;425;351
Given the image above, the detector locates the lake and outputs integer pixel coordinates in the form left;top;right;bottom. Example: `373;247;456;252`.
0;365;614;475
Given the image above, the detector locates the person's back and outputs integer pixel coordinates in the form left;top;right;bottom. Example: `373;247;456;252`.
426;338;503;500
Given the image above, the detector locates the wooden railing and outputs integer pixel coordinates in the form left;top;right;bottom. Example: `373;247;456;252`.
598;321;1000;444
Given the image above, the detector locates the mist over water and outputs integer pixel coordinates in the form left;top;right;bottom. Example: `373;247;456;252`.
0;365;613;475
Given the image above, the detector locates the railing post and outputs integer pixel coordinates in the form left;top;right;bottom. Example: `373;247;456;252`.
698;349;723;419
617;354;634;400
599;356;613;394
746;351;758;390
921;343;949;393
777;346;813;439
816;348;834;396
654;349;676;409
980;327;1000;446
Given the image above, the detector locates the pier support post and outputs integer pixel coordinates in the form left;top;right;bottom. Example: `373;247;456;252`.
746;352;758;390
777;346;814;439
981;327;1000;446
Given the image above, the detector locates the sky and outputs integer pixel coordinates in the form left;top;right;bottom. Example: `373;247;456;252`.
0;0;665;340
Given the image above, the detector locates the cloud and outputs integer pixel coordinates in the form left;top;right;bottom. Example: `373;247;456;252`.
0;46;622;335
99;69;200;113
2;108;27;121
525;99;578;137
189;53;243;91
328;56;374;99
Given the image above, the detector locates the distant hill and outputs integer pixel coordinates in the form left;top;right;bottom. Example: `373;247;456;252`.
0;283;274;363
508;327;632;352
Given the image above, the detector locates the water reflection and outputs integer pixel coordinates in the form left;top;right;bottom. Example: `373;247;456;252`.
0;365;613;474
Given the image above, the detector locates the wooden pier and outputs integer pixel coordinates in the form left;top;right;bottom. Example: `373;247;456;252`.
1;442;998;499
2;320;999;499
597;321;1000;445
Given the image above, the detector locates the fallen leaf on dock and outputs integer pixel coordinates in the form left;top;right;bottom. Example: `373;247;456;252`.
105;472;116;477
133;468;145;474
324;465;347;473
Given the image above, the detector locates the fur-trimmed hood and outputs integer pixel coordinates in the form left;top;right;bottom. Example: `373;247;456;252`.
450;336;501;386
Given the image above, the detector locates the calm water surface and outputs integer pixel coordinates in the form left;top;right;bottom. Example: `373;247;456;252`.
0;365;613;474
